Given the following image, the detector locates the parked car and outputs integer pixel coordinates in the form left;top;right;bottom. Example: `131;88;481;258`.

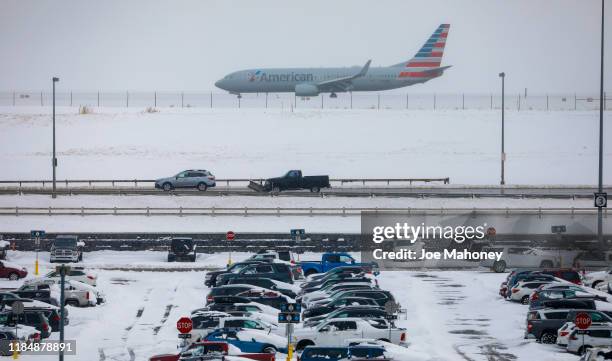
525;308;573;343
168;237;196;262
299;282;376;305
248;250;293;263
5;282;58;305
300;253;377;278
298;345;387;361
302;297;381;319
205;261;268;287
0;310;51;339
539;268;583;285
305;265;375;282
292;318;406;350
303;306;389;328
202;328;287;353
573;251;612;269
190;316;281;341
44;267;97;287
306;289;395;309
226;277;299;298
579;347;612;361
155;170;216;191
509;280;554;304
0;261;27;280
24;278;104;306
206;285;255;304
0;325;40;355
300;272;370;293
505;272;556;298
248;170;330;193
480;246;567;273
300;276;376;296
567;325;612;355
216;263;294;286
49;235;83;263
529;288;602;309
584;269;612;289
148;341;275;361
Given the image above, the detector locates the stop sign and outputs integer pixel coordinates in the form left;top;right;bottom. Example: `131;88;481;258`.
176;317;193;334
226;231;235;241
575;312;592;330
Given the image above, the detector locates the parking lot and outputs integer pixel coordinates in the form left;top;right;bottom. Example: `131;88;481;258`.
0;250;592;360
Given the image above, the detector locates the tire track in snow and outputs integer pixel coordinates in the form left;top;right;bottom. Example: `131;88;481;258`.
153;285;179;335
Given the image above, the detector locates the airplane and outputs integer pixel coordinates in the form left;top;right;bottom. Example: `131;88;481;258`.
215;24;450;98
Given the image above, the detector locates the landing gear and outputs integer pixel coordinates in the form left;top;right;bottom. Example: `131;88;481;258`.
330;92;338;98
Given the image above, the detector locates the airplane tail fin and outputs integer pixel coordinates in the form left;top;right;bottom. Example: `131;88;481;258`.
391;24;450;68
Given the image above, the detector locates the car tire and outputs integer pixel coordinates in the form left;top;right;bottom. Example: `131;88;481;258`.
493;260;506;273
304;269;318;277
592;280;602;289
168;255;175;262
8;273;19;281
540;331;556;344
296;340;314;351
66;299;80;307
272;186;280;193
191;254;196;262
540;260;554;269
162;182;173;191
578;345;591;355
310;186;320;193
521;295;530;305
262;346;276;354
197;183;207;191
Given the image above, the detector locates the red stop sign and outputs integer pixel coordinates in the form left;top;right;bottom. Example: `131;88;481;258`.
575;312;592;330
226;231;235;241
177;317;193;334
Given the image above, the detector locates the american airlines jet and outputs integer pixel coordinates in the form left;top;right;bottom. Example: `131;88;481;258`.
215;24;450;98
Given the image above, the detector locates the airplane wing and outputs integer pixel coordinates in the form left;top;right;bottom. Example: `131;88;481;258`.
316;60;371;92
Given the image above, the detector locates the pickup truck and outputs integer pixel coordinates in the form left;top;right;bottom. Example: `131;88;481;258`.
248;170;330;193
3;283;58;306
300;253;379;277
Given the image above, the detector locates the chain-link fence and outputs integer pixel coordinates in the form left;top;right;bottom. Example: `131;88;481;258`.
0;91;609;111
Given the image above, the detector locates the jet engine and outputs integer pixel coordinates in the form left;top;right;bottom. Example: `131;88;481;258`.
295;83;319;97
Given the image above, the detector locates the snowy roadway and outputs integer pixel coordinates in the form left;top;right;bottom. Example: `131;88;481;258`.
0;251;582;361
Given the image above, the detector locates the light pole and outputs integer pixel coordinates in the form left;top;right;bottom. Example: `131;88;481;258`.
499;72;506;185
597;0;605;246
52;77;59;199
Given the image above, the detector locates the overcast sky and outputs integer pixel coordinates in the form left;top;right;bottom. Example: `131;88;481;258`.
1;0;610;94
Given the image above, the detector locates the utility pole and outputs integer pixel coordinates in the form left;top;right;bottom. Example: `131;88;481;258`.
499;72;506;185
52;77;59;199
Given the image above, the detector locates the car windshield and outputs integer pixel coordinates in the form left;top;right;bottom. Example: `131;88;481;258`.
54;238;77;248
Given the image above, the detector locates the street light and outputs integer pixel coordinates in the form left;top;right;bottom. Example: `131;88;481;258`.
52;77;59;199
597;0;605;246
499;72;506;186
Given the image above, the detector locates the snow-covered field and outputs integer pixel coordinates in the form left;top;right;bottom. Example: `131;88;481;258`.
1;107;610;185
0;251;581;361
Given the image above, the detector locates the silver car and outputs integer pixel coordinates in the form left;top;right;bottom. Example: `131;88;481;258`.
155;170;216;191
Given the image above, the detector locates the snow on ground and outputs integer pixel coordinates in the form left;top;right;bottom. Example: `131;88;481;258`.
1;107;610;185
0;251;582;361
0;194;593;232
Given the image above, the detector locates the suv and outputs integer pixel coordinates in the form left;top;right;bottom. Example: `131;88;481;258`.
155;170;216;191
526;308;573;343
216;263;294;285
226;278;297;298
50;235;83;263
0;310;51;339
568;325;612;354
205;261;268;287
168;238;196;262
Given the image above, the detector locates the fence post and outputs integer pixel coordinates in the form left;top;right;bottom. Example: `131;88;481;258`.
574;93;577;110
265;93;268;108
350;92;353;109
126;91;129;108
154;91;157;107
490;93;493;109
546;94;549;111
406;94;409;109
70;92;72;107
97;91;100;107
462;93;464;110
377;94;380;110
12;91;15;106
321;95;323;109
294;94;297;109
238;96;241;109
181;92;184;108
40;91;43;106
210;92;213;108
517;93;520;111
433;93;436;110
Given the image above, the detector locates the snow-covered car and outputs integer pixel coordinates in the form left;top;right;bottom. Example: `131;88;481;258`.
190;316;282;342
292;318;406;350
24;278;105;306
43;267;97;287
202;328;287;353
567;325;612;354
579;347;612;361
0;325;40;355
510;280;554;304
0;261;28;280
480;246;570;273
585;270;612;289
300;282;375;305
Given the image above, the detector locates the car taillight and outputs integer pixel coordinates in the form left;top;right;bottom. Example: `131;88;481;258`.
33;333;40;341
512;288;519;293
42;323;48;332
527;323;533;332
530;293;539;301
207;295;213;302
400;332;406;341
53;314;60;322
86;291;90;300
264;291;279;298
560;331;569;337
87;275;94;280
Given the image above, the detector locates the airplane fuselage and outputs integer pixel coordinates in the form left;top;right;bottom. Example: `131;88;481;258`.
215;66;428;94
